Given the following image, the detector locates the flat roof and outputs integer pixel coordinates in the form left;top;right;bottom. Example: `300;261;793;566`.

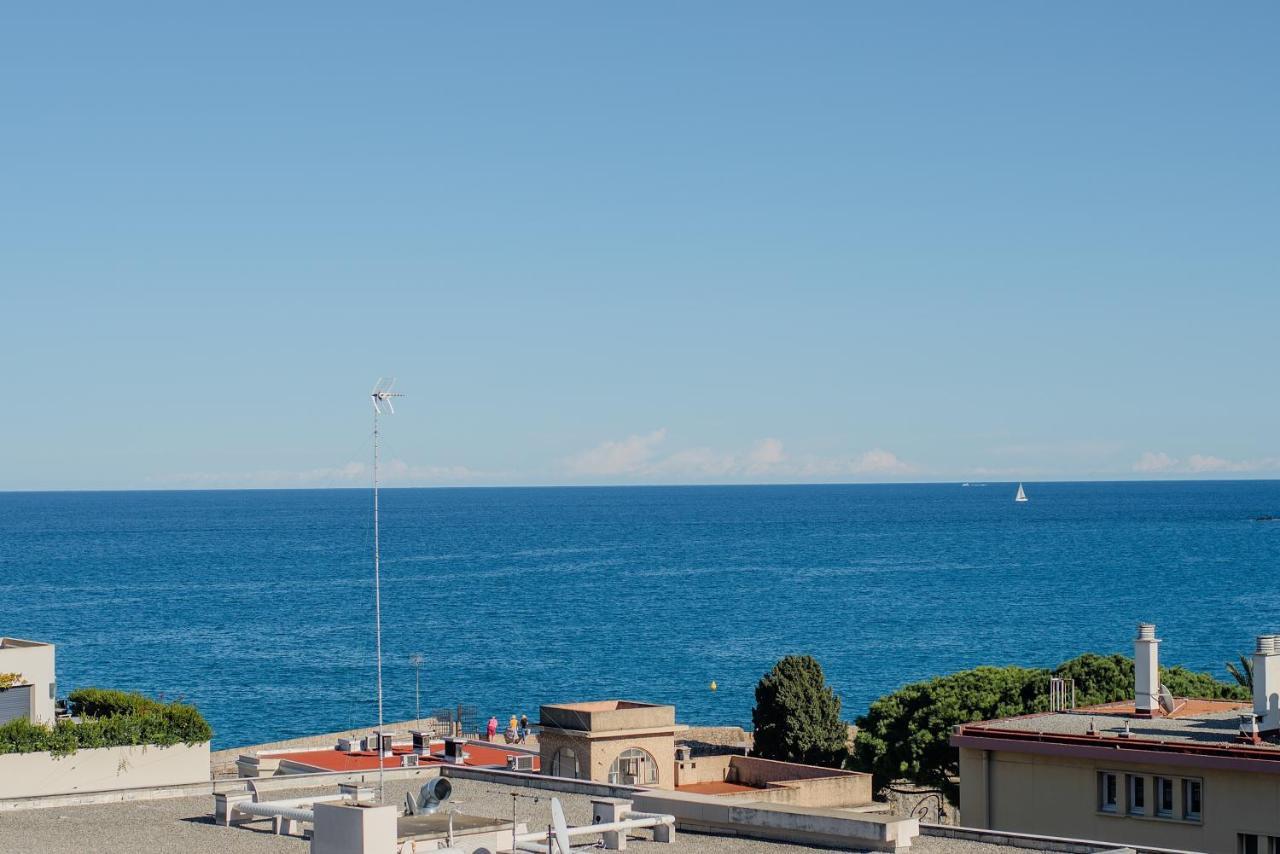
543;700;670;712
0;777;1037;854
270;741;537;773
953;697;1280;768
0;637;51;649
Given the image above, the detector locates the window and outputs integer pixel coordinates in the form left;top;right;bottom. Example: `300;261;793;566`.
609;747;658;785
550;747;578;779
1098;771;1118;813
1183;778;1202;821
1238;834;1259;854
1155;776;1175;817
1126;775;1145;816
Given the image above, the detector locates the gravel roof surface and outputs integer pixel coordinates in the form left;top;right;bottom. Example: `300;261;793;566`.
979;709;1260;747
0;777;1031;854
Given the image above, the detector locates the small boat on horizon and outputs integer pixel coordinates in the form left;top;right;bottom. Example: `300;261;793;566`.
1015;483;1028;503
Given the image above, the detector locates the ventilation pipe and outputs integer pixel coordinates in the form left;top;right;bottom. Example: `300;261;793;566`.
1253;635;1280;733
1134;623;1160;718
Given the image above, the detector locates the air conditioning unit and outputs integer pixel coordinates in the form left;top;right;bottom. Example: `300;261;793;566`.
400;753;419;767
507;754;536;772
337;738;361;753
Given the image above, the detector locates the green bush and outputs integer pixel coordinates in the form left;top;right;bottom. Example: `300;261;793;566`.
0;689;211;757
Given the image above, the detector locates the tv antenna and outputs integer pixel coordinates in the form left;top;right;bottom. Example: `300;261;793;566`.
371;377;404;803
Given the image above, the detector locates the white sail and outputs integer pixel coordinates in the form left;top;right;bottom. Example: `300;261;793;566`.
1015;483;1028;502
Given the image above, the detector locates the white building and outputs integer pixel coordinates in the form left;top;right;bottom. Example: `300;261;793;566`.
0;636;57;725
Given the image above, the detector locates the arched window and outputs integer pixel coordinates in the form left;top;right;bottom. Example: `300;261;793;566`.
608;747;658;785
551;747;579;778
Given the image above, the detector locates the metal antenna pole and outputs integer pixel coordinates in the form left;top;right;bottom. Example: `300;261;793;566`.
410;652;424;730
371;379;404;804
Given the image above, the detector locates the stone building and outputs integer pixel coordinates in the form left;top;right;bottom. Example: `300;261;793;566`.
538;700;685;789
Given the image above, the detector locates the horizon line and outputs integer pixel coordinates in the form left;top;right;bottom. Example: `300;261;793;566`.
3;476;1279;495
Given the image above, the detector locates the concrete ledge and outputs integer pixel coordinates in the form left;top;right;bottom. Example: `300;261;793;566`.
0;780;215;812
439;764;643;799
632;789;918;852
921;823;1198;854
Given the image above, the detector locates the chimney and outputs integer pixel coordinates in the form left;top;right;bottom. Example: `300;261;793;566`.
1253;635;1280;733
1134;623;1160;718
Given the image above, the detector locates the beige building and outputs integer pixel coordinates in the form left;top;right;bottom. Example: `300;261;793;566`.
953;624;1280;853
0;636;56;725
538;700;686;789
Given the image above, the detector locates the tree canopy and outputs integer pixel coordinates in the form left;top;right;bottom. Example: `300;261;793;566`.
752;654;848;767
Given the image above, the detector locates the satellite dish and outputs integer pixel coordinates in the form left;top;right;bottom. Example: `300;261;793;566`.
551;797;573;854
1158;684;1176;715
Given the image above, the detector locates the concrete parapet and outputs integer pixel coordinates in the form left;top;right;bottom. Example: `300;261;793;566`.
631;789;919;852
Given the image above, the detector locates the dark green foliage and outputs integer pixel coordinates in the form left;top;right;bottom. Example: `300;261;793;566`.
1162;665;1249;701
852;653;1246;799
852;665;1044;801
0;689;212;757
68;687;154;718
1227;655;1254;690
1051;653;1132;705
752;655;848;767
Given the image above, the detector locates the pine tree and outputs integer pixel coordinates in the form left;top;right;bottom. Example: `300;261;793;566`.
751;654;847;767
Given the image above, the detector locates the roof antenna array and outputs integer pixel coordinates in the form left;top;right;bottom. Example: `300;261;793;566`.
371;377;405;804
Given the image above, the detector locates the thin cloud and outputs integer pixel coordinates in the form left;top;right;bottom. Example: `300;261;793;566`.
1133;451;1178;473
564;428;667;476
1130;451;1279;475
563;432;917;481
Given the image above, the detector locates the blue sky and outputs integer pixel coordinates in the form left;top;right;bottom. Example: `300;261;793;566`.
2;3;1277;490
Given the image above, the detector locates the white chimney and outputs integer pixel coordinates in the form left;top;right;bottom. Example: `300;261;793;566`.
1252;635;1280;733
1135;623;1160;717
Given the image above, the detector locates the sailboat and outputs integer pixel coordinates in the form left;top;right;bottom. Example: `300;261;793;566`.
1014;483;1028;503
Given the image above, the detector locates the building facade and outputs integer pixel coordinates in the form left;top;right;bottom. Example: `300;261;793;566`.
953;625;1280;853
0;637;56;725
538;700;685;789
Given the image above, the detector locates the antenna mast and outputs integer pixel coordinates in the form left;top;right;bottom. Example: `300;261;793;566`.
371;378;404;804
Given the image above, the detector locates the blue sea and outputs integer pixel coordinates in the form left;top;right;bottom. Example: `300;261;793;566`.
2;482;1279;749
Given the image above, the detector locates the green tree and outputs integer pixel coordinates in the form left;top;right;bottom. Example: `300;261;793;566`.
1226;655;1254;691
752;655;848;767
852;665;1045;801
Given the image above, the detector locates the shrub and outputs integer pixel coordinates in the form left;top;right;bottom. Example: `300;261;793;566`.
752;654;849;767
0;689;211;757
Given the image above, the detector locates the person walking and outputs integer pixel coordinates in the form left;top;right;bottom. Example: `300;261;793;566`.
487;715;498;742
519;714;530;743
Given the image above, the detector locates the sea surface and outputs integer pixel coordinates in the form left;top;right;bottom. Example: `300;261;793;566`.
2;482;1279;749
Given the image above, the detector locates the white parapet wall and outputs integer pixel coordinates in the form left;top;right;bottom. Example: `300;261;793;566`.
0;742;210;799
632;789;919;853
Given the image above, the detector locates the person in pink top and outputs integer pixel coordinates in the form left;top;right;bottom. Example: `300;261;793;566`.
487;715;498;742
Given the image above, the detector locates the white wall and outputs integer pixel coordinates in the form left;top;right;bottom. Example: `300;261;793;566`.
0;640;56;724
0;742;210;799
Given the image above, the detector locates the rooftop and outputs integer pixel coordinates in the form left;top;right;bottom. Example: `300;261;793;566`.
267;741;538;773
0;637;51;649
540;698;680;734
953;697;1280;769
0;777;1036;854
